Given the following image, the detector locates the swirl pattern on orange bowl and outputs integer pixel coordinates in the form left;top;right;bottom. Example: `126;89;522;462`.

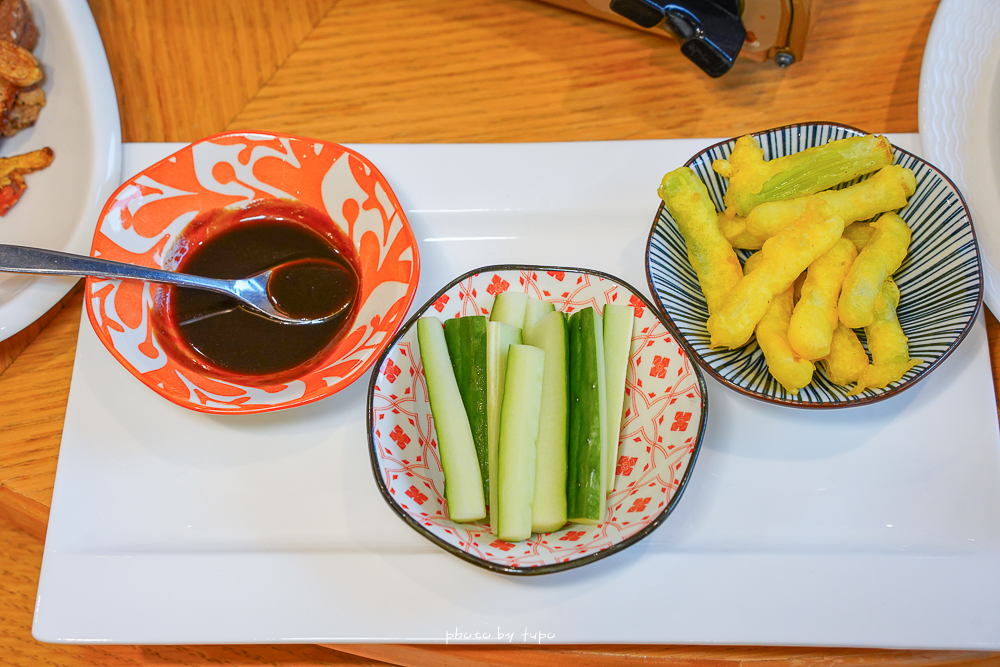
87;132;420;414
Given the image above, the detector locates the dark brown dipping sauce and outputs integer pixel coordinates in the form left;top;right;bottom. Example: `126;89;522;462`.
157;200;361;381
268;258;358;321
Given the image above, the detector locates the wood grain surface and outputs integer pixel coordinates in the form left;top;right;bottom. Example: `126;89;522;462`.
4;0;999;665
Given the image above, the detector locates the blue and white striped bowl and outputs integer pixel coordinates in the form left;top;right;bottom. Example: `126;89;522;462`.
645;122;983;408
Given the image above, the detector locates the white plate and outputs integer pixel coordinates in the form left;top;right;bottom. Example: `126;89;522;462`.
34;138;1000;649
919;0;1000;313
0;0;121;342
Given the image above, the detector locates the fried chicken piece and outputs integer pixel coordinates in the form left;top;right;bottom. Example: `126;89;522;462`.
0;146;52;215
0;39;39;87
0;0;41;138
0;0;37;51
3;85;44;136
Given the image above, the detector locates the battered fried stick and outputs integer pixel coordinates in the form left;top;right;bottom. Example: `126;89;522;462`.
713;134;894;217
707;201;845;349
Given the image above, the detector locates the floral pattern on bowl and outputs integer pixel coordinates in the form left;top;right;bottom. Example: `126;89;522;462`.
86;131;420;414
367;265;707;575
646;122;983;408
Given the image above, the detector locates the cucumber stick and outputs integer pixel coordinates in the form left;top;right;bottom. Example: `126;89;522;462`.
496;344;546;542
602;304;634;494
486;321;522;534
443;316;489;499
522;296;555;342
566;307;608;525
490;292;528;328
417;317;486;522
524;310;569;534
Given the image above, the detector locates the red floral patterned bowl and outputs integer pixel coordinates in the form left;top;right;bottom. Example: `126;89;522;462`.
87;132;420;414
367;265;707;575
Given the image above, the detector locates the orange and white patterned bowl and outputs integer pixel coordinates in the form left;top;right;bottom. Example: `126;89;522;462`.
86;132;420;414
367;265;707;575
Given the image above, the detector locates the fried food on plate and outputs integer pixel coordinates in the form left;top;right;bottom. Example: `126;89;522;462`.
707;202;845;350
712;134;895;217
0;0;38;50
0;0;44;138
658;166;743;315
0;145;52;215
842;221;874;252
718;210;765;249
743;251;814;394
822;323;869;386
847;279;922;395
743;165;916;241
787;237;858;361
838;212;911;328
0;37;39;87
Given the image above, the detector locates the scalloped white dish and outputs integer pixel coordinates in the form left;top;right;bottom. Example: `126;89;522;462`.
919;0;1000;313
0;0;122;342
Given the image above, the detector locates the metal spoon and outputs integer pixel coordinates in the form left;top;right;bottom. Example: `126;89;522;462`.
0;243;355;325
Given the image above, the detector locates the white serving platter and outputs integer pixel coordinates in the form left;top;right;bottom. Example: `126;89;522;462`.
0;0;121;342
33;137;1000;649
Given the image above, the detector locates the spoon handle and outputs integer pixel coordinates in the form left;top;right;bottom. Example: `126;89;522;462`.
0;244;235;296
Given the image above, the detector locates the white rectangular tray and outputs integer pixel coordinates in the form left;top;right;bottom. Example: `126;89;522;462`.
33;138;1000;649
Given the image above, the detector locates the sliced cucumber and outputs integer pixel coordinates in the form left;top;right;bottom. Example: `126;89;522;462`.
522;296;555;342
496;344;546;542
566;307;607;525
602;303;634;494
417;317;486;522
490;291;529;328
486;321;522;534
524;310;569;534
443;315;490;500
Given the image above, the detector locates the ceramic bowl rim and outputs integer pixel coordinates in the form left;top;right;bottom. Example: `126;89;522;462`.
86;130;421;415
644;121;984;409
366;263;710;575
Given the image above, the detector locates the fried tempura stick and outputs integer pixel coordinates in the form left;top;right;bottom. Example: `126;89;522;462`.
717;211;764;249
842;222;874;252
787;237;858;361
743;165;916;241
712;134;894;217
847;279;921;395
838;212;911;328
743;252;814;394
707;202;846;349
658;167;742;315
822;323;869;386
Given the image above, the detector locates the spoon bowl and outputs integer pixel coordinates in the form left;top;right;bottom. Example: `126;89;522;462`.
0;243;356;325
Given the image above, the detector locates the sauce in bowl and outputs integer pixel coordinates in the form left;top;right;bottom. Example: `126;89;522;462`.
154;199;361;383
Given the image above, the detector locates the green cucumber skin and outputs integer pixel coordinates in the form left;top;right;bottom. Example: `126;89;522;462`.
566;307;608;525
490;292;529;329
417;317;486;523
525;310;569;534
496;344;546;542
486;322;522;535
443;316;490;500
602;304;635;494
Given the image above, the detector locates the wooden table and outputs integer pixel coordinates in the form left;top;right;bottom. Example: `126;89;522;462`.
4;0;1000;664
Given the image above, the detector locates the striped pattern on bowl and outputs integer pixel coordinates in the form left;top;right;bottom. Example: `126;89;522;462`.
645;122;983;407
